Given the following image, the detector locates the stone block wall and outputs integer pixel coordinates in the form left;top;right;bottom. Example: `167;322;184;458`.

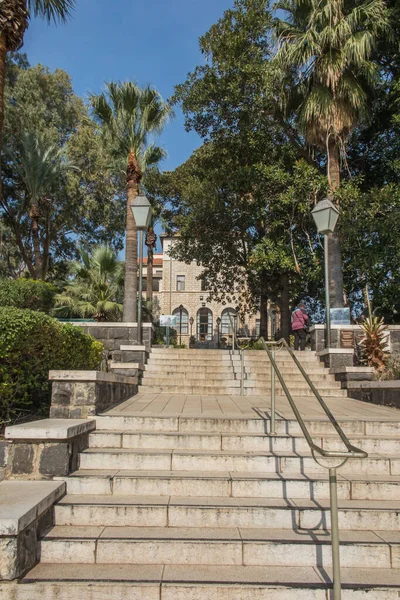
0;502;54;580
311;324;400;355
49;372;138;419
347;382;400;409
72;322;153;352
6;434;89;479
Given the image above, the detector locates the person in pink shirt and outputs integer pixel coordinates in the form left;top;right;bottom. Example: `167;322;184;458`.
291;303;310;351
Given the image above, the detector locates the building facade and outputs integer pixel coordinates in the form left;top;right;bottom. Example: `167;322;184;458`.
142;235;277;347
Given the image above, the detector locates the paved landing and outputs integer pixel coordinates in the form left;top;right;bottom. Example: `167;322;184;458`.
106;392;400;421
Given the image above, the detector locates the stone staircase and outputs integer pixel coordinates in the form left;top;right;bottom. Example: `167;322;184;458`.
4;348;400;598
8;416;399;597
140;348;348;397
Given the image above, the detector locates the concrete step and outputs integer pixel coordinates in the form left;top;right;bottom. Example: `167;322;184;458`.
144;365;330;374
88;430;400;455
142;372;337;385
39;525;397;569
94;414;400;437
139;384;348;397
16;563;400;599
78;447;398;476
58;469;400;501
54;495;400;530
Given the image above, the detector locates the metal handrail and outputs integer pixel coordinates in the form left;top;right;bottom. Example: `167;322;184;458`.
228;312;237;352
254;337;368;599
260;338;367;460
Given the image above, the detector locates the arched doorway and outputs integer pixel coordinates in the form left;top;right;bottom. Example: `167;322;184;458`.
197;307;213;341
173;306;189;338
221;307;236;335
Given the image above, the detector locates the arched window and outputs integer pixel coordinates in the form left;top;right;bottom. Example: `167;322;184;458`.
221;308;236;335
197;308;213;341
173;306;189;334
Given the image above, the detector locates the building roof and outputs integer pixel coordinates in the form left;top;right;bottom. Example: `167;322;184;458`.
139;255;163;266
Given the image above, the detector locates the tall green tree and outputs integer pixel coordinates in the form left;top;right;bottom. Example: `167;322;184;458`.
90;82;172;322
168;0;319;337
274;0;390;307
54;245;124;322
1;56;126;280
13;132;75;279
0;0;74;162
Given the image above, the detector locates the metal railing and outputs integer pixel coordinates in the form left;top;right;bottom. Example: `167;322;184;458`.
250;338;368;600
227;313;245;395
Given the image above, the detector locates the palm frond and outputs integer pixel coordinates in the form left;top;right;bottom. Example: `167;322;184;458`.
28;0;75;23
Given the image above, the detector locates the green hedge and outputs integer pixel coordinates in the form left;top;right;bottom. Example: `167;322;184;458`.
0;307;103;426
0;279;56;313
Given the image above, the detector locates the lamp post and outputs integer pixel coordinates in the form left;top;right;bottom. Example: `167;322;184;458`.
216;316;221;349
178;304;184;345
311;198;340;349
189;316;194;337
130;195;152;345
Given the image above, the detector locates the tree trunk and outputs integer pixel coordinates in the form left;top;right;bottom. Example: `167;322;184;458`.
279;272;290;341
0;35;7;202
123;150;141;322
30;203;43;280
146;241;154;303
259;272;269;340
327;138;344;308
42;215;51;280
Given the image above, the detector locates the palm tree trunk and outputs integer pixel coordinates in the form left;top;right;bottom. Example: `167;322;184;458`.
123;151;141;322
30;203;43;280
259;272;269;340
146;242;154;303
0;34;7;201
327;139;344;308
279;272;290;342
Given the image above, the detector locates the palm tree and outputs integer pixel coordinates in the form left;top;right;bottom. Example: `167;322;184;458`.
13;131;74;279
145;221;158;303
90;82;172;322
0;1;74;154
54;245;124;321
274;0;390;306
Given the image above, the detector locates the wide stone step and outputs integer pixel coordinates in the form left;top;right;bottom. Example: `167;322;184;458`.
88;430;400;455
54;495;400;530
142;372;337;385
58;469;400;501
144;365;330;374
139;384;348;397
16;563;400;600
78;448;398;476
39;525;397;569
94;414;400;437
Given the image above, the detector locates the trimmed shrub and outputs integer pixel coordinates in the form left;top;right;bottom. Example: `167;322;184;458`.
0;307;103;426
0;279;56;313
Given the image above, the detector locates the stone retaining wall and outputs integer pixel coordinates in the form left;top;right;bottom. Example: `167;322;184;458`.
5;420;96;480
49;371;138;419
310;324;400;355
347;381;400;409
72;322;154;352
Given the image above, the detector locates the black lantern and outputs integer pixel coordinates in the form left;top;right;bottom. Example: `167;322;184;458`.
216;316;222;349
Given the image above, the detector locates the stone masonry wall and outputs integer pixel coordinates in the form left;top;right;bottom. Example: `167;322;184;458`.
50;378;138;420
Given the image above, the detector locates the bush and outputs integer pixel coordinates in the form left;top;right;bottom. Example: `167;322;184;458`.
0;307;103;427
0;279;56;313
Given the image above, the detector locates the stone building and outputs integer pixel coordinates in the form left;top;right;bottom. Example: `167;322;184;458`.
142;234;278;347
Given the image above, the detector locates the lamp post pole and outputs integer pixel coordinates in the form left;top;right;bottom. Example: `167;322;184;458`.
190;316;194;337
324;234;331;348
130;195;152;347
138;230;144;345
178;304;184;345
216;317;221;349
311;198;339;350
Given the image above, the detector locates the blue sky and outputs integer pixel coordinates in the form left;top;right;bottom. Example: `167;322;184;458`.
23;0;234;171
